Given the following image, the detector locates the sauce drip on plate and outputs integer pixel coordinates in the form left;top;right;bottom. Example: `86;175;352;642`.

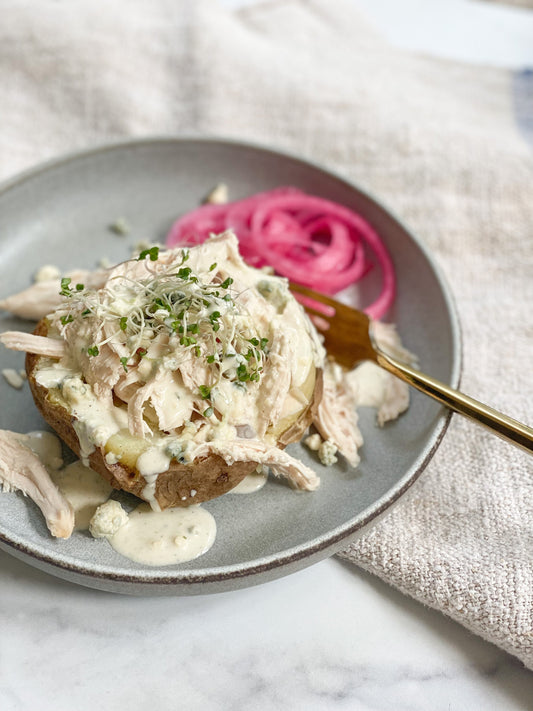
108;503;216;566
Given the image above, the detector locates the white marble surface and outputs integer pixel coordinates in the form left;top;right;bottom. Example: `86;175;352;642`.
1;552;532;710
1;1;533;709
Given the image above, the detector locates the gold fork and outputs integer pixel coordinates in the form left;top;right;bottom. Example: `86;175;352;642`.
290;282;533;454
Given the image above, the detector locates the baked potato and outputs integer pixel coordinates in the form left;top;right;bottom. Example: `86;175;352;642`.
26;318;322;508
23;233;325;509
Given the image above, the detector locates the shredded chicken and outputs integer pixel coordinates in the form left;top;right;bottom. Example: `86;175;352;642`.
0;268;109;321
128;380;157;438
0;430;74;538
344;321;416;426
150;370;194;432
113;366;143;404
372;321;415;424
0;331;66;358
256;332;292;437
376;375;410;426
313;363;363;467
177;351;212;394
372;320;417;365
78;341;122;405
191;439;320;491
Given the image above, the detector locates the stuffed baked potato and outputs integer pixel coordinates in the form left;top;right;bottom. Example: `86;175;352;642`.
20;232;325;509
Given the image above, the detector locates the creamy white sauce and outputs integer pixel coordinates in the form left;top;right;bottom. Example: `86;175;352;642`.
230;469;268;494
34;370;129;465
140;473;162;512
108;503;216;566
49;460;113;530
67;384;129;464
35;364;77;389
135;446;172;510
349;362;390;408
136;446;171;478
12;430;219;567
16;430;64;471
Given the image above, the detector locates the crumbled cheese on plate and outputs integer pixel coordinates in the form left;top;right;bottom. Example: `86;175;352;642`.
89;500;129;538
318;439;338;466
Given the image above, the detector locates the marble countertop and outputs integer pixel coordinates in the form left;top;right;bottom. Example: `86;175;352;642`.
1;1;532;709
2;552;532;710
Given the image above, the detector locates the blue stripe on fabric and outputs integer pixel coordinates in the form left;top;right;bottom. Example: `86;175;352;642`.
513;68;533;147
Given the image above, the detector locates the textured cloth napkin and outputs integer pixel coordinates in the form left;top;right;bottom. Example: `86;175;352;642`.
1;0;532;669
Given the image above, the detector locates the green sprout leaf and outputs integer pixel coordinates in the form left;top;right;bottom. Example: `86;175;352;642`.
198;385;211;399
137;246;160;262
60;277;72;297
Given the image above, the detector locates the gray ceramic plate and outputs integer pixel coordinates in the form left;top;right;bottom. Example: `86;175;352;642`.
0;137;460;595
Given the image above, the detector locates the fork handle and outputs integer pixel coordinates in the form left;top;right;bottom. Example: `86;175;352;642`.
376;352;533;454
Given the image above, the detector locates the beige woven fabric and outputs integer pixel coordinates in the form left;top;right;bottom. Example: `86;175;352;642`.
483;0;533;8
0;0;532;668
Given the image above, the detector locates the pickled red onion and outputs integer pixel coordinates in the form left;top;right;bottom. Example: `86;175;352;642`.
166;188;395;320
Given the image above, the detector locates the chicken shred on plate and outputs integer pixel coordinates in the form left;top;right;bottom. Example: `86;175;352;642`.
0;429;74;539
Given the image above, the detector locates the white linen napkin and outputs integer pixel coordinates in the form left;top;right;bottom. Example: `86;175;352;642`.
0;0;531;669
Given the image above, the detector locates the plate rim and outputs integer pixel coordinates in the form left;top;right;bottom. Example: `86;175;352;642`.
0;135;462;590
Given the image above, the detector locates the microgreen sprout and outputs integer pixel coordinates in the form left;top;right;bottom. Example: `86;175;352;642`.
237;363;249;382
56;248;268;393
198;385;211;399
60;278;72;297
179;336;197;347
137;246;160;262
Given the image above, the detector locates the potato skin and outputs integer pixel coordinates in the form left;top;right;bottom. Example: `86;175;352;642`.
26;319;321;509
